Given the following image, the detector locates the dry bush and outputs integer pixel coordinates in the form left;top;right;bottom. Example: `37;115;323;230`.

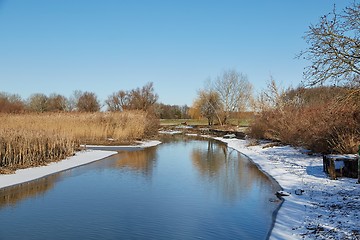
249;86;360;154
144;112;160;137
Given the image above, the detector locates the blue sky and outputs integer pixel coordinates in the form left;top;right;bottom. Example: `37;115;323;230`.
0;0;351;106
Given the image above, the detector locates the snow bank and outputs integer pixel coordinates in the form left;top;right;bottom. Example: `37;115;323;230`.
0;150;117;190
217;138;360;240
84;140;162;150
158;130;182;135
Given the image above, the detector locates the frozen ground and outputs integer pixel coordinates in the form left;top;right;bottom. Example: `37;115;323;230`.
0;140;161;190
217;137;360;240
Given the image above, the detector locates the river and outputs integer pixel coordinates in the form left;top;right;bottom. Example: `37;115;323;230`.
0;136;281;240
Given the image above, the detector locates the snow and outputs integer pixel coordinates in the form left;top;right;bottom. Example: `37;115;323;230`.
158;130;182;134
0;150;117;189
0;140;162;190
216;138;360;240
83;140;162;150
334;160;345;170
135;140;162;148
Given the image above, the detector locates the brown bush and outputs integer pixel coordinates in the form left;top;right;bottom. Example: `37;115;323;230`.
0;93;25;113
249;86;360;154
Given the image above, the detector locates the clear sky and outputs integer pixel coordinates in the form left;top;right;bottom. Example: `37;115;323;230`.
0;0;351;106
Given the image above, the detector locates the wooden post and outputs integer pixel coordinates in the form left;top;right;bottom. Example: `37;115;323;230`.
329;158;336;180
358;145;360;184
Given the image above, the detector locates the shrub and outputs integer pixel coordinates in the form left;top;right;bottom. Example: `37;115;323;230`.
249;86;360;154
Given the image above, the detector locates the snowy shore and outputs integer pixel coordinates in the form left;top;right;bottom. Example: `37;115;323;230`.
0;140;161;190
217;137;360;240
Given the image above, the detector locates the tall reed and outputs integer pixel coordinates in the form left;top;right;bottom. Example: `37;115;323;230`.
0;111;159;172
0;129;78;171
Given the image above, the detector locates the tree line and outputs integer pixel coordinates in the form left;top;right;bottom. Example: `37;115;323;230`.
0;82;189;119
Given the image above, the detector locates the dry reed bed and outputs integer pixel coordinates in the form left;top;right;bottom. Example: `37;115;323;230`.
0;129;78;172
0;111;154;172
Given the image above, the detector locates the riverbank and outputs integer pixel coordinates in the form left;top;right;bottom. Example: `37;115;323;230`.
217;137;360;240
0;140;161;190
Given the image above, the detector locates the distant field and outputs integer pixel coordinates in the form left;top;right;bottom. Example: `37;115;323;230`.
160;117;252;127
160;119;208;126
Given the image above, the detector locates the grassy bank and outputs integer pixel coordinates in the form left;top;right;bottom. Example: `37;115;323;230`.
0;111;159;172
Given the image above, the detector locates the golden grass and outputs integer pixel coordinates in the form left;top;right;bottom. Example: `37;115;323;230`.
0;111;158;172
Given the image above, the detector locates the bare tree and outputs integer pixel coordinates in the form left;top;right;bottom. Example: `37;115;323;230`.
106;82;158;112
28;93;48;112
129;82;158;111
255;76;285;112
301;2;360;86
47;93;68;112
76;91;100;112
105;90;130;111
213;69;253;124
67;90;83;111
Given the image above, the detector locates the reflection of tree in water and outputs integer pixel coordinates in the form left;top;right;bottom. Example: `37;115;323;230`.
192;141;226;177
160;134;210;146
192;140;271;202
114;147;158;176
0;174;60;209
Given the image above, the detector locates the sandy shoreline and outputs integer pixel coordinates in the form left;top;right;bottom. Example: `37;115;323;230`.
0;140;161;190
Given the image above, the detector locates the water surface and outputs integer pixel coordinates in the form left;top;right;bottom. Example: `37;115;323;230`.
0;136;281;240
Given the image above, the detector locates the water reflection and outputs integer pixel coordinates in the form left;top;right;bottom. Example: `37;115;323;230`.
0;174;62;209
114;147;158;176
0;148;158;208
192;140;228;177
192;140;273;202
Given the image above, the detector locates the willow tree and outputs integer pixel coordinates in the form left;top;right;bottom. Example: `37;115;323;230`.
193;90;222;126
